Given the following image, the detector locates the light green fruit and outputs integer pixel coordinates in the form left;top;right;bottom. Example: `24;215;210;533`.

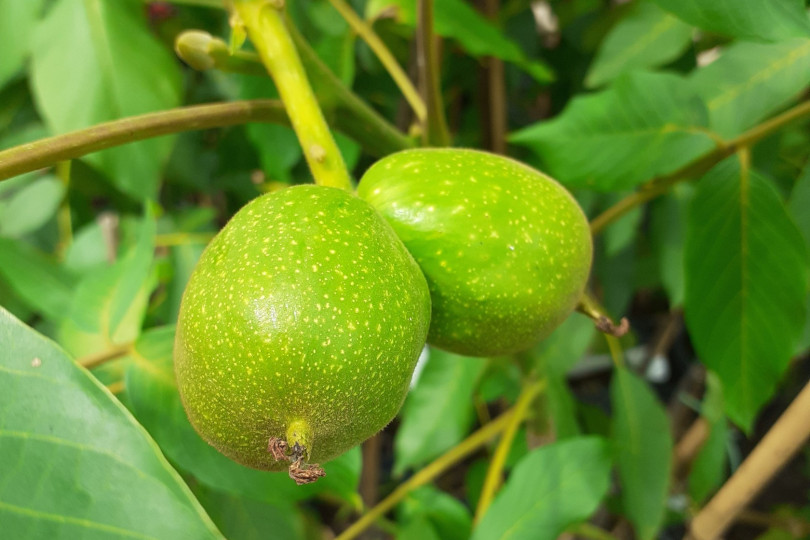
358;148;592;357
174;185;431;471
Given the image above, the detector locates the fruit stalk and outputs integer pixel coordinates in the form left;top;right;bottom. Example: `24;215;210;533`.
234;0;353;191
590;98;810;235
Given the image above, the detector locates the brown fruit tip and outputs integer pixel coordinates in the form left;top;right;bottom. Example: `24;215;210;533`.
267;436;327;485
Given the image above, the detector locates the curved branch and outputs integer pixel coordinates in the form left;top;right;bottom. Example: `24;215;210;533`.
0;100;287;183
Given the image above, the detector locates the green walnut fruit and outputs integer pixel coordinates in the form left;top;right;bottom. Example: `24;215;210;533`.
358;148;592;357
174;185;431;475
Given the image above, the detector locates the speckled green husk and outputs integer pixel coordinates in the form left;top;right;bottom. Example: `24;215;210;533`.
358;148;592;357
174;185;431;471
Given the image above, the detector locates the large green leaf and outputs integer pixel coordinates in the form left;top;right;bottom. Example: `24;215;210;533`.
611;367;673;540
0;306;223;539
472;437;611;540
0;237;77;320
691;38;810;139
684;157;809;430
29;0;181;199
586;0;693;88
510;71;717;191
125;326;362;506
652;0;810;42
388;0;552;82
0;0;45;88
193;487;305;540
394;348;486;475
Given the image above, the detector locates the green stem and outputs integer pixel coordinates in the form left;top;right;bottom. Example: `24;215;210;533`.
325;0;426;123
335;408;517;540
235;0;352;190
55;161;73;257
417;0;451;146
175;30;413;156
0;101;286;183
590;99;810;235
474;379;547;522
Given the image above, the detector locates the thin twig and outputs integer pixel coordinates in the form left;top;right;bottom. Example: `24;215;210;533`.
175;29;414;156
474;379;547;522
590;99;810;235
326;0;426;122
687;379;810;540
79;344;132;370
335;408;517;540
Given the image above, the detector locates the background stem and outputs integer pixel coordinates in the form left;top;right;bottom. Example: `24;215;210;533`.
474;379;546;522
235;0;352;190
326;0;426;123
